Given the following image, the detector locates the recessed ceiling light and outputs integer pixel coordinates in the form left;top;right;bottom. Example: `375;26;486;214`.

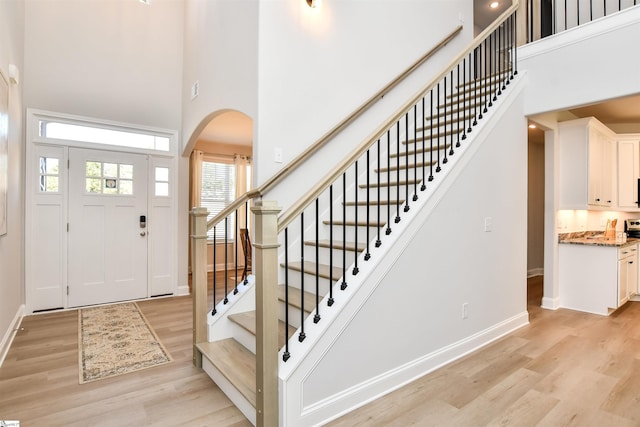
529;124;537;129
490;1;499;8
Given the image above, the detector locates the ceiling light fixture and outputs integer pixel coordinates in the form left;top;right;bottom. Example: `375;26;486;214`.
490;1;499;8
306;0;322;8
529;124;537;129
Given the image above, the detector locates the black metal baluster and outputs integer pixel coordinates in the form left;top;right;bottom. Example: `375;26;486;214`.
299;213;306;342
577;0;580;25
590;0;593;20
430;90;435;181
328;186;334;306
341;173;348;289
314;199;320;323
244;201;249;285
452;61;467;147
443;76;448;165
376;140;382;246
404;113;410;211
385;131;392;235
483;38;489;114
514;13;518;76
413;105;418;200
395;122;401;223
212;229;217;315
353;162;360;275
564;0;568;31
436;84;442;173
224;217;229;304
492;32;498;102
469;52;476;130
421;97;427;189
485;33;495;107
500;22;505;93
365;150;372;259
450;69;455;155
477;46;483;121
234;210;238;295
283;228;290;362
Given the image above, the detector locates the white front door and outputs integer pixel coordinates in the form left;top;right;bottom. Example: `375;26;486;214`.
68;148;148;307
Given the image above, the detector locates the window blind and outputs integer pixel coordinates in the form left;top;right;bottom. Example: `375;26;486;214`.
200;160;235;240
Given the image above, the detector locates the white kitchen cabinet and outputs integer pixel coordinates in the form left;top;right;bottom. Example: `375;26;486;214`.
559;243;638;315
618;245;637;306
559;117;616;209
617;138;640;209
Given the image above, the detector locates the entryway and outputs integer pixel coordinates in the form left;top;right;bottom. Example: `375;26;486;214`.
25;109;178;313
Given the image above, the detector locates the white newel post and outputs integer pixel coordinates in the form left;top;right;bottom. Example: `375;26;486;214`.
190;207;209;368
252;201;281;427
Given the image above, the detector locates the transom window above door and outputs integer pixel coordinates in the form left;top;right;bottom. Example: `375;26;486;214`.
85;160;134;195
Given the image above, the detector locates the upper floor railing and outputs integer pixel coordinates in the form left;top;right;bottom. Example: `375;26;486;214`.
526;0;639;42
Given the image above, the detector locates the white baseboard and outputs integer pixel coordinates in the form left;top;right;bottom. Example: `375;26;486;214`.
541;296;560;310
527;268;544;278
0;304;25;368
298;311;530;426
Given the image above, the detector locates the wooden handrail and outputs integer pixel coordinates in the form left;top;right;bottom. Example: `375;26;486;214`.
278;1;519;231
205;24;464;230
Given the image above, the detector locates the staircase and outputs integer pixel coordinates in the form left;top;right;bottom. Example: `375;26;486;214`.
195;63;517;425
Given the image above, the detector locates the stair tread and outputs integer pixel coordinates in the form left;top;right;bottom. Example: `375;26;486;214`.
304;239;366;252
323;219;387;227
395;143;452;154
343;199;405;206
284;260;343;281
228;311;296;346
278;284;319;313
360;178;422;188
376;160;436;172
197;338;256;407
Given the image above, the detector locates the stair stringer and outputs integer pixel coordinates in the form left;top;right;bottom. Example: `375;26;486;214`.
278;73;530;427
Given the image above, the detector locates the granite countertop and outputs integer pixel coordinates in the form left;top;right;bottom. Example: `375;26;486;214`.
559;231;640;247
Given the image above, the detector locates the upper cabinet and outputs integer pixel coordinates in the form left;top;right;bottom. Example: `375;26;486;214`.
559;118;616;210
559;117;640;211
618;138;640;210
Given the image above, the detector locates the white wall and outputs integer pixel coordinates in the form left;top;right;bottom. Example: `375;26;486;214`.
23;0;189;295
257;0;473;210
181;0;259;153
520;6;640;117
23;0;183;130
280;75;529;426
0;0;25;364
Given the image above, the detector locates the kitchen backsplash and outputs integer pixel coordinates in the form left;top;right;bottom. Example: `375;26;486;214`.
557;210;640;233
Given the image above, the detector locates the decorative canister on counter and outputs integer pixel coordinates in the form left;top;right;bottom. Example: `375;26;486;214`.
616;231;626;243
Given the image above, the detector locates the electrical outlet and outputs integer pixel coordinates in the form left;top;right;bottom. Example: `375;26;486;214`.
274;147;283;163
484;217;492;232
191;81;199;100
462;303;469;319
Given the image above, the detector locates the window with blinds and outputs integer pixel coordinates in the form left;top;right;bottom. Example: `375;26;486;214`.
200;160;235;240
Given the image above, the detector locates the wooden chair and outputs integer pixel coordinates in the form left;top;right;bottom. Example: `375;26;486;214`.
240;228;252;282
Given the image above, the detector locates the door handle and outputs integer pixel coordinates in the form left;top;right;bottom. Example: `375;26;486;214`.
140;231;146;237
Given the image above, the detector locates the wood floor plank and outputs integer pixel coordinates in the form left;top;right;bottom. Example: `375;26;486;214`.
0;294;251;426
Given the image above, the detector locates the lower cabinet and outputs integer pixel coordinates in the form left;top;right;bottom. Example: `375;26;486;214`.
619;245;638;304
559;243;638;315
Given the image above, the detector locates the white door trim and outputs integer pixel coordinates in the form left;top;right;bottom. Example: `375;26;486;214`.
25;109;178;313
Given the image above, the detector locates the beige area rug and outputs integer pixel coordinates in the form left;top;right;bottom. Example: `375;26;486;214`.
78;302;173;384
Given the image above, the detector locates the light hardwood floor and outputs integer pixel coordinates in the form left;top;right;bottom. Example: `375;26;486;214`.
328;276;640;426
3;277;640;426
0;294;251;427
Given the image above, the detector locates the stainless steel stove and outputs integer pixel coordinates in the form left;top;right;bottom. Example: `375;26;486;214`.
625;219;640;239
